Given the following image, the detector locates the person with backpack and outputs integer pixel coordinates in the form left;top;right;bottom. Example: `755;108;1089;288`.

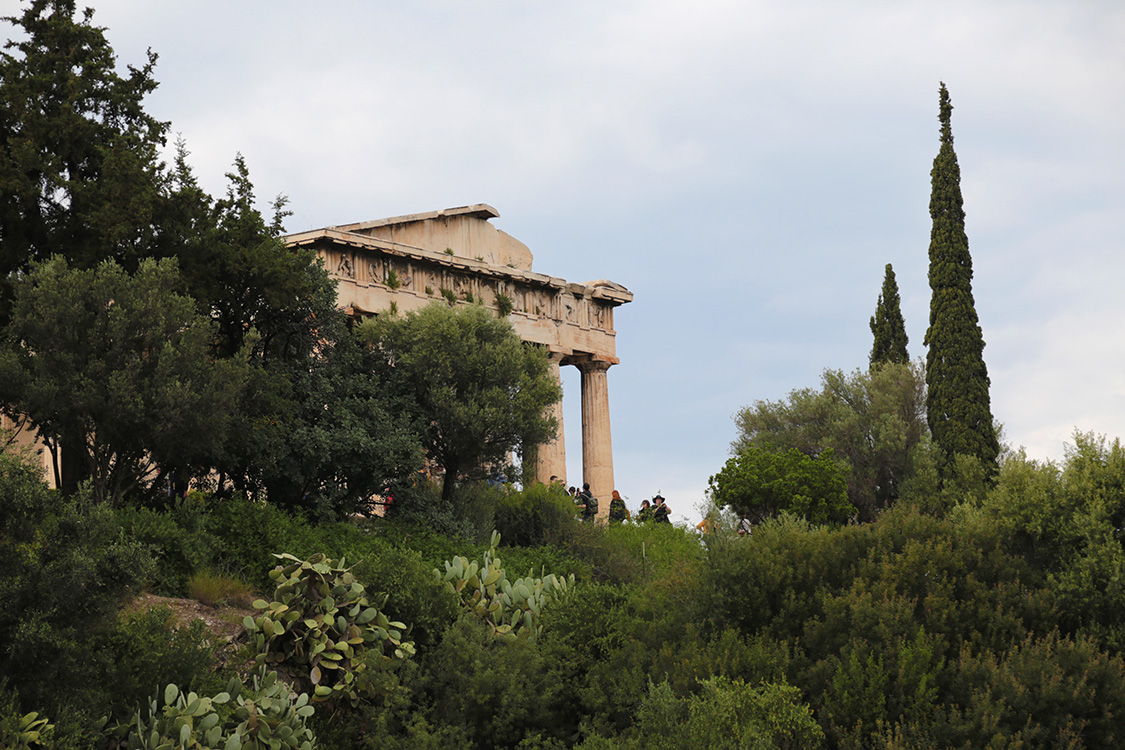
580;482;598;521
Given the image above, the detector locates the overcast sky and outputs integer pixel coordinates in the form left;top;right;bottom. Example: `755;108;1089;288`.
12;0;1123;521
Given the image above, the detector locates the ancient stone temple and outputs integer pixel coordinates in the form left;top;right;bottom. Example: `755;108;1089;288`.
283;204;632;505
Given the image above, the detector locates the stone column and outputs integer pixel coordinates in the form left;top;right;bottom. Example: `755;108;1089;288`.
535;352;567;485
579;359;615;515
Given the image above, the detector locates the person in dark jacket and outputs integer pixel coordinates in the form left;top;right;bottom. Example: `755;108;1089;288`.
580;483;597;521
608;490;630;523
652;494;671;524
637;498;653;522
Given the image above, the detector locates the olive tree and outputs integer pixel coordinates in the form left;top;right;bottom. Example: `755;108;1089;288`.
732;362;928;520
362;302;561;502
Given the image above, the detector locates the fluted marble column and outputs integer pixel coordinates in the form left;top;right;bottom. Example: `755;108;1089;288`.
579;359;615;515
535;351;567;485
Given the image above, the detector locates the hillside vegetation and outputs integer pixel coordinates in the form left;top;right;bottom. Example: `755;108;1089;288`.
4;437;1125;748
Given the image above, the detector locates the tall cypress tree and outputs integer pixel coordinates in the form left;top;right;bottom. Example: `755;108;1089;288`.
923;83;999;472
869;263;909;368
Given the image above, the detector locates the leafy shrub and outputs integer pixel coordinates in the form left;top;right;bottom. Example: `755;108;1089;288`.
116;502;218;595
709;446;854;524
385;477;499;543
350;545;459;652
616;677;823;750
550;518;703;585
109;669;317;750
418;618;570;749
493;482;579;548
0;453;151;732
245;553;415;706
940;631;1125;748
201;495;318;590
91;607;224;720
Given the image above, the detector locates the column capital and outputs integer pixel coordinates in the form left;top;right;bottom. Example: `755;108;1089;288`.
572;356;614;374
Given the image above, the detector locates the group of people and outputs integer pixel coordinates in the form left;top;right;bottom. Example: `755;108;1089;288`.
557;478;671;524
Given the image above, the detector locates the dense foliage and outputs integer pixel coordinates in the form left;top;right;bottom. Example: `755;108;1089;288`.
923;83;1000;475
732;362;927;520
708;446;853;524
0;257;248;501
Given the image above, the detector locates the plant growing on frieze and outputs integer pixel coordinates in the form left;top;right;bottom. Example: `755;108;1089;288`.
495;292;513;317
436;531;574;639
244;553;415;706
384;268;400;289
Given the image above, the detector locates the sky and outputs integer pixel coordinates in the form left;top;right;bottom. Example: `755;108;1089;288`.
9;0;1123;522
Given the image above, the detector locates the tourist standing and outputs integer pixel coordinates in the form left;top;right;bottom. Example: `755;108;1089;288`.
637;499;653;523
608;490;630;523
652;494;671;524
580;482;598;521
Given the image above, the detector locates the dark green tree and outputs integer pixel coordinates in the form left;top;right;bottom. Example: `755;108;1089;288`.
0;256;248;503
923;83;999;474
362;302;562;503
0;0;168;303
162;147;317;360
229;268;424;517
0;0;171;492
869;263;909;368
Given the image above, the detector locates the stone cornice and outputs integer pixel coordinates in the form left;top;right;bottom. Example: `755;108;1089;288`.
283;227;633;306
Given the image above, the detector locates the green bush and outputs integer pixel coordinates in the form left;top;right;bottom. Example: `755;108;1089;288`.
91;607;225;721
384;477;498;543
201;495;319;590
709;446;854;525
493;482;579;548
350;545;459;652
557;519;703;585
116;501;218;595
0;453;151;736
613;677;823;750
940;631;1125;748
418;618;570;749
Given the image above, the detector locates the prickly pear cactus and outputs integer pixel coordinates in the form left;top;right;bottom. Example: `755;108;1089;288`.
0;711;53;749
244;553;415;705
110;668;317;750
437;530;575;639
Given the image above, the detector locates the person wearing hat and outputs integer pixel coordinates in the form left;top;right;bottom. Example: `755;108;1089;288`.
652;494;671;524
